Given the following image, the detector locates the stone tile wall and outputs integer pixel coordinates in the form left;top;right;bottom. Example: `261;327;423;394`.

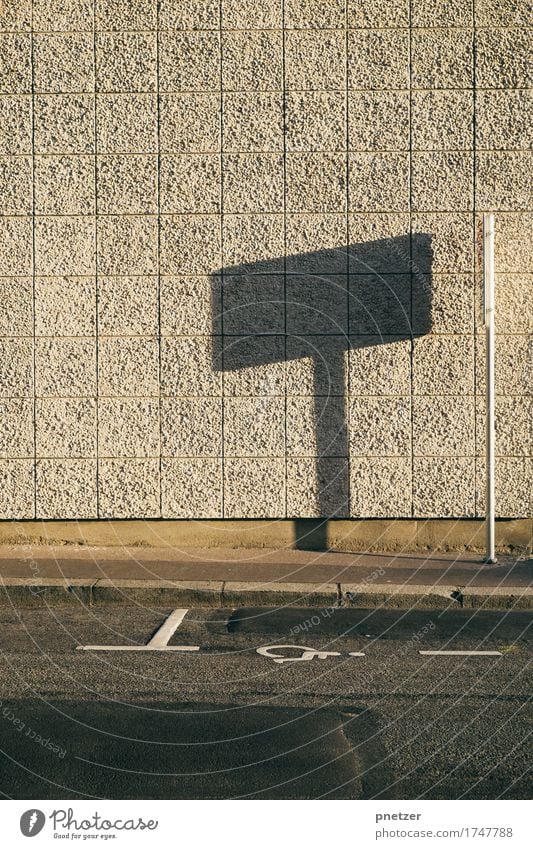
0;0;531;519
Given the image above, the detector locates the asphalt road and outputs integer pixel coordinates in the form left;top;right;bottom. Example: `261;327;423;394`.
0;604;530;800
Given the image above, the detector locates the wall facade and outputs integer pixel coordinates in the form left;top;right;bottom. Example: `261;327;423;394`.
0;0;531;521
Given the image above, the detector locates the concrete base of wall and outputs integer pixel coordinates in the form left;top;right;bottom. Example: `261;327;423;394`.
0;518;530;554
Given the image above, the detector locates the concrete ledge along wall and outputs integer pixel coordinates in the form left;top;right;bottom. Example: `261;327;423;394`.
0;1;531;523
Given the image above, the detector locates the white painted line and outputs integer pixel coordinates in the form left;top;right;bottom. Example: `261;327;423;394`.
348;652;365;657
419;650;503;656
147;608;189;647
76;645;200;652
76;608;199;652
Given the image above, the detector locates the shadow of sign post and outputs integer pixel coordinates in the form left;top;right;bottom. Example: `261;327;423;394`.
211;234;432;549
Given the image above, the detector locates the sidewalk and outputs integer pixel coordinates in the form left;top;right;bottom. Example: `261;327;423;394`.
0;545;531;609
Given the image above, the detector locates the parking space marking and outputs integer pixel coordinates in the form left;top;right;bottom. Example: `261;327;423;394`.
77;608;200;652
419;650;503;657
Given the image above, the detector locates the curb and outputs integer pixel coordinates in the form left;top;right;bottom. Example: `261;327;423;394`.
0;578;531;610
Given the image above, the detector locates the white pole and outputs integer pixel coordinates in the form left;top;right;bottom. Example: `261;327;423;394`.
483;213;497;564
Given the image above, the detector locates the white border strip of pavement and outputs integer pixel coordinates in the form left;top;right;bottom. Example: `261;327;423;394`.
419;650;503;656
77;608;200;652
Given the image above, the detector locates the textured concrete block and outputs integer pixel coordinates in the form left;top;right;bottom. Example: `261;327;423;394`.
0;218;32;274
223;0;282;28
287;457;349;518
476;29;531;88
224;458;285;518
0;96;32;154
350;457;411;518
221;337;286;396
97;155;157;215
160;215;221;274
36;459;96;518
286;153;346;213
348;275;411;334
160;0;220;29
0;0;31;30
161;337;221;396
474;0;533;27
287;0;346;28
413;457;475;517
286;215;347;273
286;337;348;396
475;334;531;396
222;31;282;90
223;93;283;152
0;34;31;93
99;398;159;457
34;94;94;154
348;213;410;273
35;216;95;275
348;91;409;151
490;213;533;274
348;30;409;89
476;90;533;150
98;276;158;336
286;92;346;151
477;458;532;518
0;339;32;398
33;1;93;31
0;460;34;519
161;398;222;457
286;275;348;334
35;155;94;215
412;0;472;26
97;94;157;154
349;397;411;456
160;155;220;214
412;213;473;273
412;91;473;150
36;398;96;458
476;396;533;458
162;458;222;518
413;396;475;457
412;273;474;334
0;277;32;336
349;338;411;395
160;94;220;153
160;276;215;335
96;33;157;93
98;459;159;519
34;34;94;93
413;335;474;395
224;397;285;457
285;30;346;90
347;0;408;27
411;29;473;89
160;31;220;91
95;0;157;30
0;399;33;458
223;214;284;272
412;152;473;212
221;276;284;335
35;277;95;336
36;338;96;397
223;154;283;214
97;215;157;275
349;153;410;212
492;274;533;333
98;338;159;397
0;156;31;215
287;397;347;457
476;152;532;211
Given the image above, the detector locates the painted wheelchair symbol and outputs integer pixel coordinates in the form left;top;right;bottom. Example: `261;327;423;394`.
256;645;365;664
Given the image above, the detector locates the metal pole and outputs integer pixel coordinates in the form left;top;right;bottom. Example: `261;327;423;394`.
483;213;497;563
